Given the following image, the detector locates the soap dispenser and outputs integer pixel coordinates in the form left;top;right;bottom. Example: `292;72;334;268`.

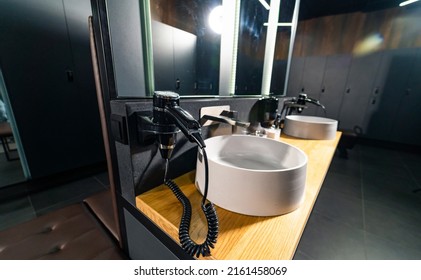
256;96;281;139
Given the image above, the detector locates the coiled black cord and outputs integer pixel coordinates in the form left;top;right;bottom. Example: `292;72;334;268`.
164;148;219;258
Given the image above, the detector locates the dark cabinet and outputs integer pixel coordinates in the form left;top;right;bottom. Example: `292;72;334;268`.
288;48;421;146
287;56;305;97
364;48;421;145
152;20;197;95
316;55;352;120
0;0;104;178
338;52;384;132
295;56;327;116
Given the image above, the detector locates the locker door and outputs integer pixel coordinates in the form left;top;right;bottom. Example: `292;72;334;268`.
364;49;417;141
286;56;305;97
173;27;197;95
391;48;421;145
299;56;327;116
152;20;176;92
338;52;383;132
316;54;352;120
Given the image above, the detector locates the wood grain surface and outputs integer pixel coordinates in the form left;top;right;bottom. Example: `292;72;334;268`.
136;132;342;259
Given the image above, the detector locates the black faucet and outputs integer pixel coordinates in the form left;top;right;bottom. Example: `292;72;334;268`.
281;93;325;115
276;93;325;128
200;110;250;128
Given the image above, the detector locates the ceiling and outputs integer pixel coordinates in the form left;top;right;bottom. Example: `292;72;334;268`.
298;0;411;20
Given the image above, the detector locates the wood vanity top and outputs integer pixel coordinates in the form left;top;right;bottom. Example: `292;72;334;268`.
136;132;342;260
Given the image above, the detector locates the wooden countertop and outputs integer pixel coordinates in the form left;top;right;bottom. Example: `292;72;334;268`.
136;132;342;260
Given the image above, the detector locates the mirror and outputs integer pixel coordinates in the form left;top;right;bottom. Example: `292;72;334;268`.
149;0;297;96
235;0;294;95
0;76;27;188
150;0;222;95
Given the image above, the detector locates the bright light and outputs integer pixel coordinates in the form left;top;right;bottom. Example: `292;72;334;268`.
399;0;420;6
258;0;270;10
353;33;384;56
209;5;223;34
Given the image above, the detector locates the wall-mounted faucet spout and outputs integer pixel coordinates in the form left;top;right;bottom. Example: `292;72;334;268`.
200;110;250;128
280;93;325;117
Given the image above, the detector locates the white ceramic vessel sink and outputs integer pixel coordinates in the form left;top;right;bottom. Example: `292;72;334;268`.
195;135;307;216
283;115;338;140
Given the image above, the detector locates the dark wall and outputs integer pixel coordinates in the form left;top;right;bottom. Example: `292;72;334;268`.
0;0;105;179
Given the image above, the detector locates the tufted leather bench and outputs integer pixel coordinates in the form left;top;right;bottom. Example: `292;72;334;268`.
0;202;126;260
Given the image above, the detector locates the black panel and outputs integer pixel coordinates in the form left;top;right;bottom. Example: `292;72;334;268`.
152;20;176;92
300;56;327;116
316;55;352;119
338;52;383;132
0;0;104;179
287;56;305;96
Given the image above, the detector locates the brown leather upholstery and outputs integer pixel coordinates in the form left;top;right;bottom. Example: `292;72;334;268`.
0;203;126;260
84;189;118;241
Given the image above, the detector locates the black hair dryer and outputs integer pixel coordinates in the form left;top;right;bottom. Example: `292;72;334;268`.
137;91;218;258
153;91;205;159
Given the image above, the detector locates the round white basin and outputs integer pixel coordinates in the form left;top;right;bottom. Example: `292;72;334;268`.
283;115;338;140
195;135;307;216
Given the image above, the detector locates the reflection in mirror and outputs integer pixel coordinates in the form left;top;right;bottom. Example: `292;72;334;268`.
0;84;26;188
149;0;298;96
235;0;296;95
150;0;221;95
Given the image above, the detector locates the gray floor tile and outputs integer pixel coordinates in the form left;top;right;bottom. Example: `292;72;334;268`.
327;156;361;178
30;176;106;216
364;201;421;251
322;171;362;199
313;187;364;229
364;187;421;218
293;250;312;260
0;156;26;188
362;161;412;180
0;195;36;231
365;232;421;260
362;168;418;194
296;212;366;260
93;172;110;187
359;145;401;163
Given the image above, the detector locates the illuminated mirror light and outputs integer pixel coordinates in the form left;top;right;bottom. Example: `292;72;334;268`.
209;5;224;34
258;0;270;10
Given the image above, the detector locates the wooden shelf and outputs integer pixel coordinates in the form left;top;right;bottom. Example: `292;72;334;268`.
136;132;342;260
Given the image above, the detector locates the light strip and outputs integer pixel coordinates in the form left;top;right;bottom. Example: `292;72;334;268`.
399;0;419;6
258;0;270;10
263;22;294;27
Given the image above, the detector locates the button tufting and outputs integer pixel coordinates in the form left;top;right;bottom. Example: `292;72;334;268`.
49;245;62;254
40;227;53;234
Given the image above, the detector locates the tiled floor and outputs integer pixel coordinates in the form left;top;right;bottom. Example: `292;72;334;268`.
1;143;420;259
294;143;421;260
0;172;109;231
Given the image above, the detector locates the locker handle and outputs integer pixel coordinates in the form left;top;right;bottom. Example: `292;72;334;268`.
66;69;74;82
346;88;351;94
175;78;180;90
